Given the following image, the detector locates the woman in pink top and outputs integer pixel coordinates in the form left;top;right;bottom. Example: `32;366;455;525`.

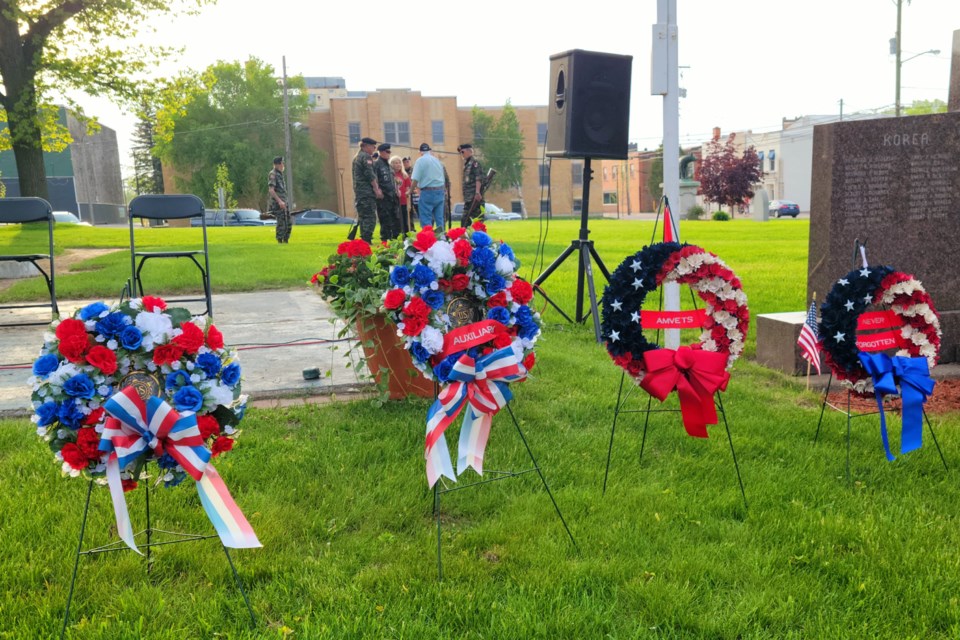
391;155;413;234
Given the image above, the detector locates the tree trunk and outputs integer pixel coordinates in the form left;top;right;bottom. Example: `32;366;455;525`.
6;93;49;199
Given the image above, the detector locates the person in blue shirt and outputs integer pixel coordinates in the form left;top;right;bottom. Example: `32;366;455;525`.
410;143;446;229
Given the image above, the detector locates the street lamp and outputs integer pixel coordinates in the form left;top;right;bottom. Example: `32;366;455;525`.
896;48;940;116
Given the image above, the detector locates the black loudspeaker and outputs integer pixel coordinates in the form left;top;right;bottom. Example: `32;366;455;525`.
546;49;633;160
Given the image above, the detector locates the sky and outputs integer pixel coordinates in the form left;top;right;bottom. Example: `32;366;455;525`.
71;0;959;172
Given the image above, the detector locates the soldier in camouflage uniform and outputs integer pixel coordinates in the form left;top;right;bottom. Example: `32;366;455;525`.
267;156;291;243
458;143;484;227
351;137;382;243
375;143;400;240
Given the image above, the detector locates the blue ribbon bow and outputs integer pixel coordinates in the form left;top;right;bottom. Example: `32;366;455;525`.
858;352;935;461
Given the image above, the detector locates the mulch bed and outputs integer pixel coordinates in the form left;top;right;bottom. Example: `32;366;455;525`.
827;378;960;415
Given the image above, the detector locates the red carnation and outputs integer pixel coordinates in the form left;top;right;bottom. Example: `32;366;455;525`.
58;334;90;363
493;331;513;349
522;352;536;372
384;288;407;310
121;478;139;492
60;443;90;471
85;345;118;375
206;325;224;350
453;238;472;266
510;279;534;305
84;407;105;426
437;278;452;292
153;343;185;366
56;318;88;340
76;427;102;459
211;436;234;457
401;315;428;336
487;291;508;308
451;274;470;291
403;297;431;321
196;414;221;441
173;321;205;354
447;227;467;240
413;227;437;252
141;296;167;312
471;221;487;232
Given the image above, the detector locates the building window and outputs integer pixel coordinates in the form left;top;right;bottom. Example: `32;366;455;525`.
539;162;550;187
431;120;444;144
768;149;775;171
537;122;547;144
603;192;618;204
630;164;635;176
572;162;583;186
384;121;411;145
603;167;608;180
540;199;551;214
348;122;361;144
573;198;583;213
612;166;618;179
511;200;523;213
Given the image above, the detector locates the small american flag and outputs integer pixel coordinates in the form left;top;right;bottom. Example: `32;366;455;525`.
797;300;821;374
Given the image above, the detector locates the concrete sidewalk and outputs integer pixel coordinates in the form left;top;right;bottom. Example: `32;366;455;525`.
0;290;371;417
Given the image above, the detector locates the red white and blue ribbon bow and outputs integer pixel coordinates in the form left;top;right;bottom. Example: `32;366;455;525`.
640;347;730;438
99;386;261;552
858;352;935;462
424;347;524;487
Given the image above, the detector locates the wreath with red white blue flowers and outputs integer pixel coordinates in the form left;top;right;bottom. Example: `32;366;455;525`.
382;223;541;381
819;266;941;392
601;242;749;381
29;296;246;488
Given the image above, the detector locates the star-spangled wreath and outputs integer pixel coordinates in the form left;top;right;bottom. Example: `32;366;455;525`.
601;242;749;381
819;266;941;392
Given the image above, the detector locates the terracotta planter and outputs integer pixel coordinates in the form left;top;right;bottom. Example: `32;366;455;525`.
355;314;435;399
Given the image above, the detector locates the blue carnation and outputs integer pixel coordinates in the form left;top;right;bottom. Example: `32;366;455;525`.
412;264;436;288
487;306;511;325
156;453;179;469
470;247;497;278
433;359;454;382
515;305;534;325
486;274;506;296
196;352;222;378
58;400;85;429
119;326;143;350
79;302;109;321
221;363;241;387
234;401;247;422
32;354;60;378
499;243;515;261
410;341;430;364
63;373;95;399
164;473;187;488
390;265;411;287
165;370;191;393
422;289;446;310
518;321;540;341
95;312;130;338
472;231;492;248
36;401;59;426
173;385;204;412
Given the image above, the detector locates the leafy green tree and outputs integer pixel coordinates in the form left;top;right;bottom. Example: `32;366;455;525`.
0;0;209;199
904;99;947;115
647;145;664;205
471;102;524;196
211;162;237;209
131;100;164;196
157;58;325;210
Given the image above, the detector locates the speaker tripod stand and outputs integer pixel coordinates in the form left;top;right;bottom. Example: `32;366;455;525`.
533;158;609;343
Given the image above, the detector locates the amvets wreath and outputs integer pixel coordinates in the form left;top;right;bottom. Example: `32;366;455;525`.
601;242;749;437
382;223;541;487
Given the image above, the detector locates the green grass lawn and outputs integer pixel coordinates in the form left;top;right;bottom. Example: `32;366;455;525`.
4;218;959;638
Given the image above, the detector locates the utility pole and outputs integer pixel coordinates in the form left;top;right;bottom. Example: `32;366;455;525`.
282;56;295;208
895;0;903;116
838;98;844;121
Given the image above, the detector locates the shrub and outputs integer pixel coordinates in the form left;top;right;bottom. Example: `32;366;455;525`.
686;205;705;220
712;210;730;221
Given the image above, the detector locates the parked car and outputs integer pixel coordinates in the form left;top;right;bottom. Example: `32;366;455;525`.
52;211;92;226
453;202;522;221
294;209;353;225
190;208;275;226
768;200;800;218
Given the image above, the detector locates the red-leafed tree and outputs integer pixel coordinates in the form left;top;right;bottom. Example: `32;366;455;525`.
696;132;762;214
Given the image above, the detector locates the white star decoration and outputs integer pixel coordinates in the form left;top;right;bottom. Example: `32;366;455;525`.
838;278;849;286
630;311;640;323
859;268;871;278
632;278;643;290
834;332;846;342
611;299;623;312
844;300;855;311
630;259;642;272
863;294;873;304
609;330;620;342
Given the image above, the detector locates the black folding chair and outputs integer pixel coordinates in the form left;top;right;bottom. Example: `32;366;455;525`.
0;197;59;326
128;194;212;316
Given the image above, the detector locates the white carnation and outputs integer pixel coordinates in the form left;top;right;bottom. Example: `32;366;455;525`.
420;326;444;355
136;310;173;343
425;241;456;273
495;255;516;275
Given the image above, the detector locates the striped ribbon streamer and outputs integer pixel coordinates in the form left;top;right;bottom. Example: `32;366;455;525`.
100;387;261;552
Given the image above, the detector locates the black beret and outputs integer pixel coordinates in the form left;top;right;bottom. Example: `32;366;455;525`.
273;156;284;164
419;143;431;152
360;137;377;146
458;143;472;150
377;143;391;152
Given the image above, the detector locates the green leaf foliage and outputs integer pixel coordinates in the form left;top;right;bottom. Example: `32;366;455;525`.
471;102;525;191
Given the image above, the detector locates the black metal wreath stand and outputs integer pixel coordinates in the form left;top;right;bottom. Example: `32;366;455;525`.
431;402;579;580
60;479;256;639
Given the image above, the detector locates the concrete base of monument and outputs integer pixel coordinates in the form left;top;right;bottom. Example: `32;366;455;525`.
756;312;811;376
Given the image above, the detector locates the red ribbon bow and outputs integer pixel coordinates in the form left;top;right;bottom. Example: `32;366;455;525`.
640;347;730;438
